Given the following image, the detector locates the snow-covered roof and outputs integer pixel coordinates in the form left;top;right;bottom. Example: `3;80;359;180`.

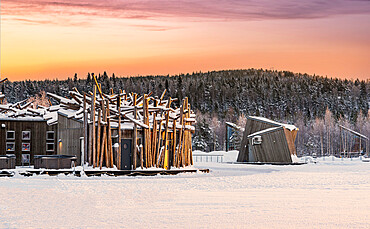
248;116;298;131
247;126;282;138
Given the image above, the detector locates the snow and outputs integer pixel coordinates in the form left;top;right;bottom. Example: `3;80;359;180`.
249;116;298;131
0;156;369;228
247;126;281;138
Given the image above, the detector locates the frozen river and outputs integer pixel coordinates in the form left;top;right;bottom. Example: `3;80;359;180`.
0;158;369;228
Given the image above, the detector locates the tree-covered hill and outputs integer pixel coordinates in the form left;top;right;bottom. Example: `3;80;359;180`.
1;69;369;155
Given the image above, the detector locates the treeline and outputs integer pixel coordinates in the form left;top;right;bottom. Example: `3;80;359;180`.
1;69;369;155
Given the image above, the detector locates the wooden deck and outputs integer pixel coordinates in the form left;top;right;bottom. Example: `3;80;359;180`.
0;168;209;177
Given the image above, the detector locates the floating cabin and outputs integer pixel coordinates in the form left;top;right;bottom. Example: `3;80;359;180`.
237;116;298;163
0;77;195;170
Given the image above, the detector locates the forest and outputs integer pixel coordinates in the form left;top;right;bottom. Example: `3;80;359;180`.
1;69;369;156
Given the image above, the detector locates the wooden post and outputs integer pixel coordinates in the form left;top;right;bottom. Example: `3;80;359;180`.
100;100;107;169
96;109;101;167
172;119;177;167
106;100;114;168
91;85;96;167
163;98;172;170
156;119;163;167
117;94;122;170
133;93;138;170
83;93;88;166
176;104;184;167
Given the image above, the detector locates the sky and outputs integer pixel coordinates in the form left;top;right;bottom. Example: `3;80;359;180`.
1;0;370;81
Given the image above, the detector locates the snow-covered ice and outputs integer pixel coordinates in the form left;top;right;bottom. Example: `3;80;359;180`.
0;157;369;228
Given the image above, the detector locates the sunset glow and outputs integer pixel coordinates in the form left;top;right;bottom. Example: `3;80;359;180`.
1;0;370;81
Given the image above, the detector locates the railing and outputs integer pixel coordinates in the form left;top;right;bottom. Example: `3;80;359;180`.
193;154;224;163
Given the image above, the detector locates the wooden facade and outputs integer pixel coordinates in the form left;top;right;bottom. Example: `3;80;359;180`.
56;114;84;164
0;118;57;165
237;116;298;163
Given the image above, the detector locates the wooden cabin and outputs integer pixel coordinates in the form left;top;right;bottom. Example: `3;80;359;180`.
0;113;84;166
237;116;298;163
0;117;57;165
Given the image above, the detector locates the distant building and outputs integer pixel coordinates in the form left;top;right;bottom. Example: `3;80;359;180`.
237;116;298;163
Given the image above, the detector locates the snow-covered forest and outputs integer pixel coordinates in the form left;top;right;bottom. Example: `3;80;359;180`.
1;69;369;155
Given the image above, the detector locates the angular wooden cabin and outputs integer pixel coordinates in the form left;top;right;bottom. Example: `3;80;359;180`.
237;116;298;163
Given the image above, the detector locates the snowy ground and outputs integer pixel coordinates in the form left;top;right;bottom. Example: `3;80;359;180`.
0;156;369;228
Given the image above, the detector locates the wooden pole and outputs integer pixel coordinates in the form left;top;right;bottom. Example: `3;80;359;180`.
176;104;184;167
100;100;107;169
96;109;101;167
83;93;88;166
117;94;122;170
163;98;172;170
91;85;96;167
106;100;114;168
133;93;138;170
172;119;177;167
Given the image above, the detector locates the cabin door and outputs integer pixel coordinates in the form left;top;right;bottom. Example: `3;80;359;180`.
121;139;132;170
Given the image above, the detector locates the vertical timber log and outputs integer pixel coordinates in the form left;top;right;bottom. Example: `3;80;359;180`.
96;109;101;167
106;100;114;168
83;93;88;166
133;94;138;170
117;94;122;170
163;98;172;170
172;119;177;167
91;85;96;167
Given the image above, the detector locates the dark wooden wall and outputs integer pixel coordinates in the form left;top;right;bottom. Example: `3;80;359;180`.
0;119;57;165
249;127;292;163
238;118;278;162
57;114;84;164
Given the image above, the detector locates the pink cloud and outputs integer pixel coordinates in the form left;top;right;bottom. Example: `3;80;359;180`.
3;0;370;26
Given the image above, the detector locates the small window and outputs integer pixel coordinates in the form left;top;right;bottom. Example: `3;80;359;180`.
6;131;15;140
22;143;31;151
46;143;55;152
46;131;55;141
22;131;31;140
6;142;15;151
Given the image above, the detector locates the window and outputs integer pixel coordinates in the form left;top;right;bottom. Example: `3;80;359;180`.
46;143;55;152
22;131;31;140
6;131;15;140
6;142;15;151
22;143;31;151
46;131;55;140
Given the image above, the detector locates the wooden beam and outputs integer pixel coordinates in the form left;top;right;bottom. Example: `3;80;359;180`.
96;109;101;167
91;85;96;167
83;93;88;166
163;98;172;170
133;93;138;170
117;94;122;170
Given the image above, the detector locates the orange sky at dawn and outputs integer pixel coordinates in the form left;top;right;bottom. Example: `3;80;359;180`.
1;0;370;81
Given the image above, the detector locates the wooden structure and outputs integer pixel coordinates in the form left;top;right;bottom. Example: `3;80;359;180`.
0;75;196;170
339;125;368;157
237;116;298;163
0;117;58;165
